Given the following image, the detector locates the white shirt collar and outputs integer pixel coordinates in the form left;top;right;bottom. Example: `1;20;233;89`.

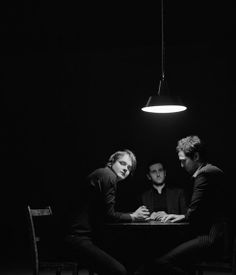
152;183;165;194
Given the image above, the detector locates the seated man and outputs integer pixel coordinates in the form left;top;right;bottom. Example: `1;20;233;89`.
141;160;187;221
64;149;150;275
140;135;230;275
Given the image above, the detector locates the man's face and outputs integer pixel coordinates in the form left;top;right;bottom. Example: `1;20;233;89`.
112;154;132;180
178;151;198;176
147;163;166;186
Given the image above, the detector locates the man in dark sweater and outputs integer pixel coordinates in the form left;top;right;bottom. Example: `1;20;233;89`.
141;160;187;221
64;149;150;275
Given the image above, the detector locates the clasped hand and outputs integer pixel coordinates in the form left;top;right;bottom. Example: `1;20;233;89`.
131;205;150;221
131;208;185;223
146;211;167;221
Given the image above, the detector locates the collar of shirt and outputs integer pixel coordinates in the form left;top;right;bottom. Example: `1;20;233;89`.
106;165;120;182
152;183;166;194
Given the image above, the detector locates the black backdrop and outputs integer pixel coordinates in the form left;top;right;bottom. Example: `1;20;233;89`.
1;0;234;265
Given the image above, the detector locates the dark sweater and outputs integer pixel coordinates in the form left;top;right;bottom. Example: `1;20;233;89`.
141;184;187;215
185;163;227;236
68;166;132;240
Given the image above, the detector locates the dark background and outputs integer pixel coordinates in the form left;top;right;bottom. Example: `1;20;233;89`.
1;0;234;265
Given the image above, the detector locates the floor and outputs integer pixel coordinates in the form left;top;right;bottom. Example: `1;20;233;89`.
0;265;232;275
0;260;232;275
0;260;92;275
0;266;92;275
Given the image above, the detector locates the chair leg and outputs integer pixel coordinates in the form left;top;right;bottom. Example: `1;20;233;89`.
191;267;202;275
197;270;203;275
56;267;61;275
88;270;94;275
33;266;39;275
72;265;78;275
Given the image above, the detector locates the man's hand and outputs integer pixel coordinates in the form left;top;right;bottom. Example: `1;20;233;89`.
161;214;185;223
130;205;150;221
147;211;167;221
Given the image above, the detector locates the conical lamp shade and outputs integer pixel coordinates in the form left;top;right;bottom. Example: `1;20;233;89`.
142;79;187;113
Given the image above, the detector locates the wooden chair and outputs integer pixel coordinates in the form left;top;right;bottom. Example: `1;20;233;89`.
27;205;94;275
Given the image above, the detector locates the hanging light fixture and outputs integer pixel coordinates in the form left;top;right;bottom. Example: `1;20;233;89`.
142;0;187;113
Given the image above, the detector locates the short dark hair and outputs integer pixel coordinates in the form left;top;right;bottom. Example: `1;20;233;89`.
107;149;137;175
146;159;167;174
176;135;207;161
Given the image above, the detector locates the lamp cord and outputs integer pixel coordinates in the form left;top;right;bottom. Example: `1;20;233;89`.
161;0;165;81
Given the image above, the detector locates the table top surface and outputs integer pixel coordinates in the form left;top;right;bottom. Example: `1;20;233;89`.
106;221;189;227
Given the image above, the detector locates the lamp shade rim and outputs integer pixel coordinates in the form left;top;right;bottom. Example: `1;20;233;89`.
142;95;187;113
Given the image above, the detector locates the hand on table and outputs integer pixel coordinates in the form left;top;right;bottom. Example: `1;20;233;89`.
149;211;167;221
131;205;150;221
160;214;185;223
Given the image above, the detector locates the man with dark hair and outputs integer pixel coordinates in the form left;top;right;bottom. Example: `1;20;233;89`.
139;135;229;275
141;160;187;221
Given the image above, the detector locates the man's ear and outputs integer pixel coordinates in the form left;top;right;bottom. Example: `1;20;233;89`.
147;174;151;180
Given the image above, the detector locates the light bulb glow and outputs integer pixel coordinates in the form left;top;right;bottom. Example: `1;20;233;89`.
142;105;187;113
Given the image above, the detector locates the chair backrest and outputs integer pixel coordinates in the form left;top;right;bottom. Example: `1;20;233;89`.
27;206;53;275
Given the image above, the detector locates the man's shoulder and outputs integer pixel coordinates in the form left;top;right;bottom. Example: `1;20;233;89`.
87;167;117;188
199;163;224;176
89;167;114;178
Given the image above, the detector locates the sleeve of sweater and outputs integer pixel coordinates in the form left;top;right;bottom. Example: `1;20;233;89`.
178;189;188;215
185;174;209;223
91;173;132;223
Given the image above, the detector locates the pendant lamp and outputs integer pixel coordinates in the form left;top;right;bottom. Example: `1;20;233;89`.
142;0;187;113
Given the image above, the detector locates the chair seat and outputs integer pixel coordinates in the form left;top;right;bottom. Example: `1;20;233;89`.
27;205;94;275
40;261;78;268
